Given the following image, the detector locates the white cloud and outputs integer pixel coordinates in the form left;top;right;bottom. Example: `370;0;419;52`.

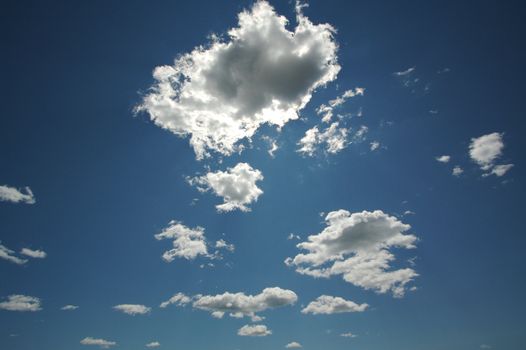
215;239;235;252
192;287;297;320
452;166;464;177
113;304;151;315
340;332;357;338
146;341;161;348
469;132;513;176
297;122;348;156
137;1;340;159
435;155;450;163
155;220;208;262
160;293;191;309
317;87;364;123
301;295;368;315
0;244;27;265
285;341;302;348
61;304;79;311
0;185;35;204
188;162;263;212
288;233;301;240
20;248;47;259
80;337;116;348
286;210;418;297
238;324;272;337
370;141;380;151
0;295;41;312
393;67;415;76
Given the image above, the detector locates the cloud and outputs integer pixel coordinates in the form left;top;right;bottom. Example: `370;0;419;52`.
146;341;161;348
452;166;464;177
286;210;418;297
285;341;303;348
112;304;151;315
0;244;28;265
188;162;263;212
340;332;357;338
297;122;349;156
20;248;47;259
435;155;450;163
0;185;35;204
80;337;116;348
154;220;209;262
137;1;340;159
61;304;79;311
301;295;368;314
192;287;297;320
0;295;41;312
238;324;272;337
215;239;235;252
469;132;513;176
316;87;364;123
160;293;191;308
393;67;415;76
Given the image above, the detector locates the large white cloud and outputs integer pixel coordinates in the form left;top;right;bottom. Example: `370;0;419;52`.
191;287;297;320
286;210;418;297
0;295;41;312
469;132;513;176
188;162;263;212
301;295;368;315
0;185;35;204
136;1;340;159
112;304;151;315
238;324;272;337
80;337;116;348
0;244;27;265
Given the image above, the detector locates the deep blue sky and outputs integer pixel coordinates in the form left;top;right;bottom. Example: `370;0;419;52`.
1;1;525;349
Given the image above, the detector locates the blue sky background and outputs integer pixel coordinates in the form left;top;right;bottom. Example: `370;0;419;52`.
1;0;525;349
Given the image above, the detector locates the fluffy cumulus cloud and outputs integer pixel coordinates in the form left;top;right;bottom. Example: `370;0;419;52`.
20;248;47;259
137;0;340;159
286;210;418;297
0;244;28;265
435;155;450;163
298;122;348;156
159;293;192;309
285;341;303;348
301;295;368;315
112;304;151;315
469;132;513;176
238;324;272;337
192;287;297;320
188;162;263;212
154;220;209;262
0;185;35;204
452;166;464;177
0;295;41;312
146;341;161;348
80;337;116;348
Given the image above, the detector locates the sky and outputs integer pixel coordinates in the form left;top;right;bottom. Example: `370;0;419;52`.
0;0;525;349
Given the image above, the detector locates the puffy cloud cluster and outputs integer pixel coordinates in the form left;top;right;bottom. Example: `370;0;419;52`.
0;185;35;204
238;324;272;337
298;122;349;156
188;163;263;212
0;294;42;312
165;287;297;320
301;295;368;315
137;0;340;159
469;132;513;176
286;210;418;297
0;244;28;265
112;304;151;315
155;220;208;262
80;337;116;348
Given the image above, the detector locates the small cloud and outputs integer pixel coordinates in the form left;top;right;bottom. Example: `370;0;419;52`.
61;304;79;311
238;324;272;337
429;110;439;114
340;332;357;338
370;141;380;151
435;155;450;163
393;67;415;76
452;166;464;177
403;210;416;216
146;341;161;348
20;248;47;259
0;243;27;265
287;233;300;240
80;337;116;348
112;304;151;315
0;294;41;312
301;295;368;315
0;185;35;204
215;239;235;252
285;341;303;348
